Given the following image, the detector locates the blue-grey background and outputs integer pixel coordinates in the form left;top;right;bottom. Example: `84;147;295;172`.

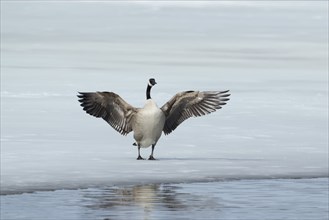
1;1;328;220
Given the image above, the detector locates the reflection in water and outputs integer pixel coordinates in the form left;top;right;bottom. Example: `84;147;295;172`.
1;179;327;220
83;184;220;220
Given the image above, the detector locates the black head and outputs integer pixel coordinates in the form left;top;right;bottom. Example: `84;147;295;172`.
148;78;157;86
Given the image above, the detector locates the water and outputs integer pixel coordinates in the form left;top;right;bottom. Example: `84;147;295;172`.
1;178;328;220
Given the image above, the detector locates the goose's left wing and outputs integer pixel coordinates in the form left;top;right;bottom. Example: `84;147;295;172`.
161;90;230;135
77;92;137;135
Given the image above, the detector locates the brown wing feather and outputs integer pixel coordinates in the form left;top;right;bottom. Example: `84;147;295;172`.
161;90;230;135
77;92;137;135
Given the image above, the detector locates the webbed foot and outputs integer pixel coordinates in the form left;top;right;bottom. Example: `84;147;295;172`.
137;155;145;160
148;155;156;160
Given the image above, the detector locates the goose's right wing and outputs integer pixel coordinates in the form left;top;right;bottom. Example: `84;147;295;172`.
161;90;230;135
77;92;137;135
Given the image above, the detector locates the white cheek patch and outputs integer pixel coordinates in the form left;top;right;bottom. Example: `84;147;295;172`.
148;81;153;87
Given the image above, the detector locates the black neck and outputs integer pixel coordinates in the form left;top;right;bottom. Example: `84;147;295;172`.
146;84;152;100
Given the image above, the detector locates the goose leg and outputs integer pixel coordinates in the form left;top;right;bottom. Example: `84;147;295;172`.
137;145;144;160
148;144;156;160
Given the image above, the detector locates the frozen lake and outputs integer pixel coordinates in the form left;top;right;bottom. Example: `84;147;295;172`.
1;1;328;219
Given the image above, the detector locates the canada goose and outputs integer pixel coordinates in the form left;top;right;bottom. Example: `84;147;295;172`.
78;78;230;160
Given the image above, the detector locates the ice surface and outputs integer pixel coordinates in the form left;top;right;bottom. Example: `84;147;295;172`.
1;1;328;195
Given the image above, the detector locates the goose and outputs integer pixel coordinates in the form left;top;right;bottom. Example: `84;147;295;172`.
77;78;230;160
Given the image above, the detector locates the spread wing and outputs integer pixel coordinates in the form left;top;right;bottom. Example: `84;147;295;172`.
77;92;138;135
161;90;230;135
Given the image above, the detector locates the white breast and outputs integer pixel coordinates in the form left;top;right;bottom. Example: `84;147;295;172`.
133;100;165;148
